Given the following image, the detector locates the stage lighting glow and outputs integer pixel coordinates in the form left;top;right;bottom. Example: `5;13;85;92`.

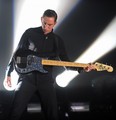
56;70;79;87
77;17;116;63
56;17;116;87
70;102;89;112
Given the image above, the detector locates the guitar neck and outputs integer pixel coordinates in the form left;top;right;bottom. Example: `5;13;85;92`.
42;59;88;68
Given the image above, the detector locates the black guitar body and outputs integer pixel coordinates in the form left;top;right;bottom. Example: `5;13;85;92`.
15;55;48;74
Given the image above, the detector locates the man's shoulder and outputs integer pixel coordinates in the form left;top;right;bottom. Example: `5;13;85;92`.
25;27;41;33
53;33;62;41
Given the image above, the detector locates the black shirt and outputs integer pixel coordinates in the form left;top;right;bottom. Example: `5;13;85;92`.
7;26;70;76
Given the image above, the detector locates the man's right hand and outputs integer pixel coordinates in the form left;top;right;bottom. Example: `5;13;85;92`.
6;76;12;87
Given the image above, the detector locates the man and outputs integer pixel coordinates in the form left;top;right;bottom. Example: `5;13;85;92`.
6;9;95;120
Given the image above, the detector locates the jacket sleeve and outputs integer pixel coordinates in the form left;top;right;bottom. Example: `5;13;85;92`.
55;35;70;61
6;29;30;76
55;35;83;73
7;57;15;76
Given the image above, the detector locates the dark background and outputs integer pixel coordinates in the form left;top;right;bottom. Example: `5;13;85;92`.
0;0;116;120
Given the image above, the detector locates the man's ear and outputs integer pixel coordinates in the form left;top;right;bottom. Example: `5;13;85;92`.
54;21;57;25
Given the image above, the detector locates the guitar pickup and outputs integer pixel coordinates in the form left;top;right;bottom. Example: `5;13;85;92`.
16;57;21;64
16;57;27;64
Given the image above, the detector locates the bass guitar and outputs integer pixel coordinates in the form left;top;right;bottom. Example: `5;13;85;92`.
15;55;113;74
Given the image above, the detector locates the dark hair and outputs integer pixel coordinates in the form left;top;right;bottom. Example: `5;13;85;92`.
43;9;57;22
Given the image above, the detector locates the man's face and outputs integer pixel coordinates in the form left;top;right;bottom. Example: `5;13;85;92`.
41;16;56;34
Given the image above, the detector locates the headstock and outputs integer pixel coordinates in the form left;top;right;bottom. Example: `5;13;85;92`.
94;62;113;72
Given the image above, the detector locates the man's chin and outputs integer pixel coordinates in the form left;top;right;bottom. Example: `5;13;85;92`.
44;31;50;34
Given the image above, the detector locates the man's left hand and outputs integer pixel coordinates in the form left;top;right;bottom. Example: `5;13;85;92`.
84;63;96;72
